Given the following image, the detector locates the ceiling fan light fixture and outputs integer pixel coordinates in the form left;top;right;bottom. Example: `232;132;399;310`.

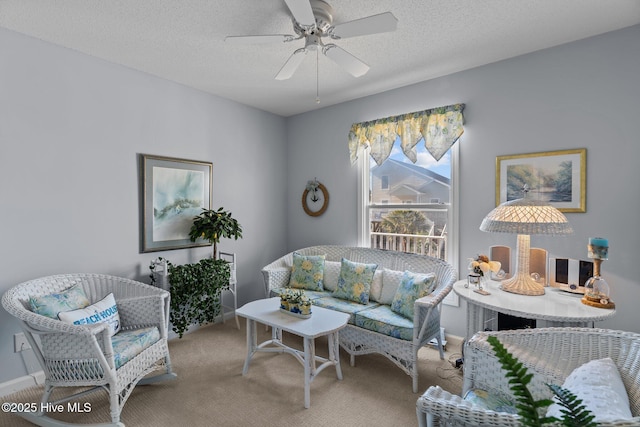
226;0;395;80
305;34;322;51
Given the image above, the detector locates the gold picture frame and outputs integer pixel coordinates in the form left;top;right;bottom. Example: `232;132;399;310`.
496;148;586;213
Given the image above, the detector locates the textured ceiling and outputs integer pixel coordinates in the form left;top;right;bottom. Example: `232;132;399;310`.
1;0;639;117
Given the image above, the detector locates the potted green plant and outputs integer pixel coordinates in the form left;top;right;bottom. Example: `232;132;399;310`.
188;207;243;260
152;207;243;338
167;258;230;338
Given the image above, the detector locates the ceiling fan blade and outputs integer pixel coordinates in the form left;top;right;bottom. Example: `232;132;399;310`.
323;44;369;77
225;34;297;44
284;0;316;28
275;48;308;80
330;12;398;39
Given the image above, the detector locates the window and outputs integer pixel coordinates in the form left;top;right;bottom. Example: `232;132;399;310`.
358;137;459;267
381;176;389;189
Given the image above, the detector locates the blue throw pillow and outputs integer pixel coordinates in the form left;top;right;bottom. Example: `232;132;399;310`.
29;284;90;319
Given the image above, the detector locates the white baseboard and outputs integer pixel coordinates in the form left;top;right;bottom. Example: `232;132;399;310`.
0;371;45;398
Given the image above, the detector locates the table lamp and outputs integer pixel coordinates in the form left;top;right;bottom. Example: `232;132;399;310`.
479;189;573;295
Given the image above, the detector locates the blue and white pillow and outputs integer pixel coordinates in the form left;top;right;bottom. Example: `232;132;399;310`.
288;252;326;291
332;258;377;304
58;293;121;336
29;284;90;319
390;271;436;319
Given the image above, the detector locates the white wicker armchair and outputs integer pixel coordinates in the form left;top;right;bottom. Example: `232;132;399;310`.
2;274;177;427
417;327;640;427
262;245;457;392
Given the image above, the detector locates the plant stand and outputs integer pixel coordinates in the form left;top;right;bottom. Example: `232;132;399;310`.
219;252;240;329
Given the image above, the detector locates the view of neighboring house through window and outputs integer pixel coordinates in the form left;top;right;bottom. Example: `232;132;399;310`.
359;136;457;263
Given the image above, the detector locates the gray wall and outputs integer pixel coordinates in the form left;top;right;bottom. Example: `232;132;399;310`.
0;28;288;383
286;25;640;337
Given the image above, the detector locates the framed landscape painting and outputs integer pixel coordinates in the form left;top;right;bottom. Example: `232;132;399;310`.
141;154;212;252
496;149;586;213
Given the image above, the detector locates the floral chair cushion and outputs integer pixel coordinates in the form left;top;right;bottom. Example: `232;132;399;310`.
288;252;326;291
463;389;517;414
332;258;378;304
112;326;160;369
29;284;90;319
390;271;436;319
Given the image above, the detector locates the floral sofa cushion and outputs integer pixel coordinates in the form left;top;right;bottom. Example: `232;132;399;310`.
354;305;414;341
332;258;378;304
325;261;383;300
288;252;326;291
391;271;437;319
111;326;160;369
313;296;379;324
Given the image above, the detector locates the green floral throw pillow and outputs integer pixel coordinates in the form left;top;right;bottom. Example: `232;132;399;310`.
288;252;326;291
390;271;436;319
29;284;91;319
332;258;377;304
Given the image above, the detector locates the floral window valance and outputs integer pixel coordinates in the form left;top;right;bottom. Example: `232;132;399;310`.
348;103;465;165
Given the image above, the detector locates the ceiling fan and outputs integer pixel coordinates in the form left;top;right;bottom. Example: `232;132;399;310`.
225;0;398;80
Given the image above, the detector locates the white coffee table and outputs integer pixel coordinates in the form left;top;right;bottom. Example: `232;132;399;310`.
236;297;349;408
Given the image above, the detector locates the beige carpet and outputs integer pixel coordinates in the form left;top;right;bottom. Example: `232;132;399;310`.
1;321;462;426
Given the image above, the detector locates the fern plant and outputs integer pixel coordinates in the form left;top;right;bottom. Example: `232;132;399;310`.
546;384;596;427
487;335;596;427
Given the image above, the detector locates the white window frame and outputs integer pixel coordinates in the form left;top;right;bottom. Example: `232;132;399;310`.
357;143;459;273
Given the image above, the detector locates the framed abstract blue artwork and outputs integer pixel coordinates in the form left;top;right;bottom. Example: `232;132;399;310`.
141;154;212;252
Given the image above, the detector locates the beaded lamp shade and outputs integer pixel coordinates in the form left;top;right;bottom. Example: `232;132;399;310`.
480;197;573;295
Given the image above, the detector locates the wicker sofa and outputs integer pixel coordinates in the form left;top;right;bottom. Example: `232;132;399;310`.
2;273;177;427
261;245;457;392
417;327;640;427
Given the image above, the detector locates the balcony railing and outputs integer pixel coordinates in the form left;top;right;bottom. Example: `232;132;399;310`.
370;232;447;261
